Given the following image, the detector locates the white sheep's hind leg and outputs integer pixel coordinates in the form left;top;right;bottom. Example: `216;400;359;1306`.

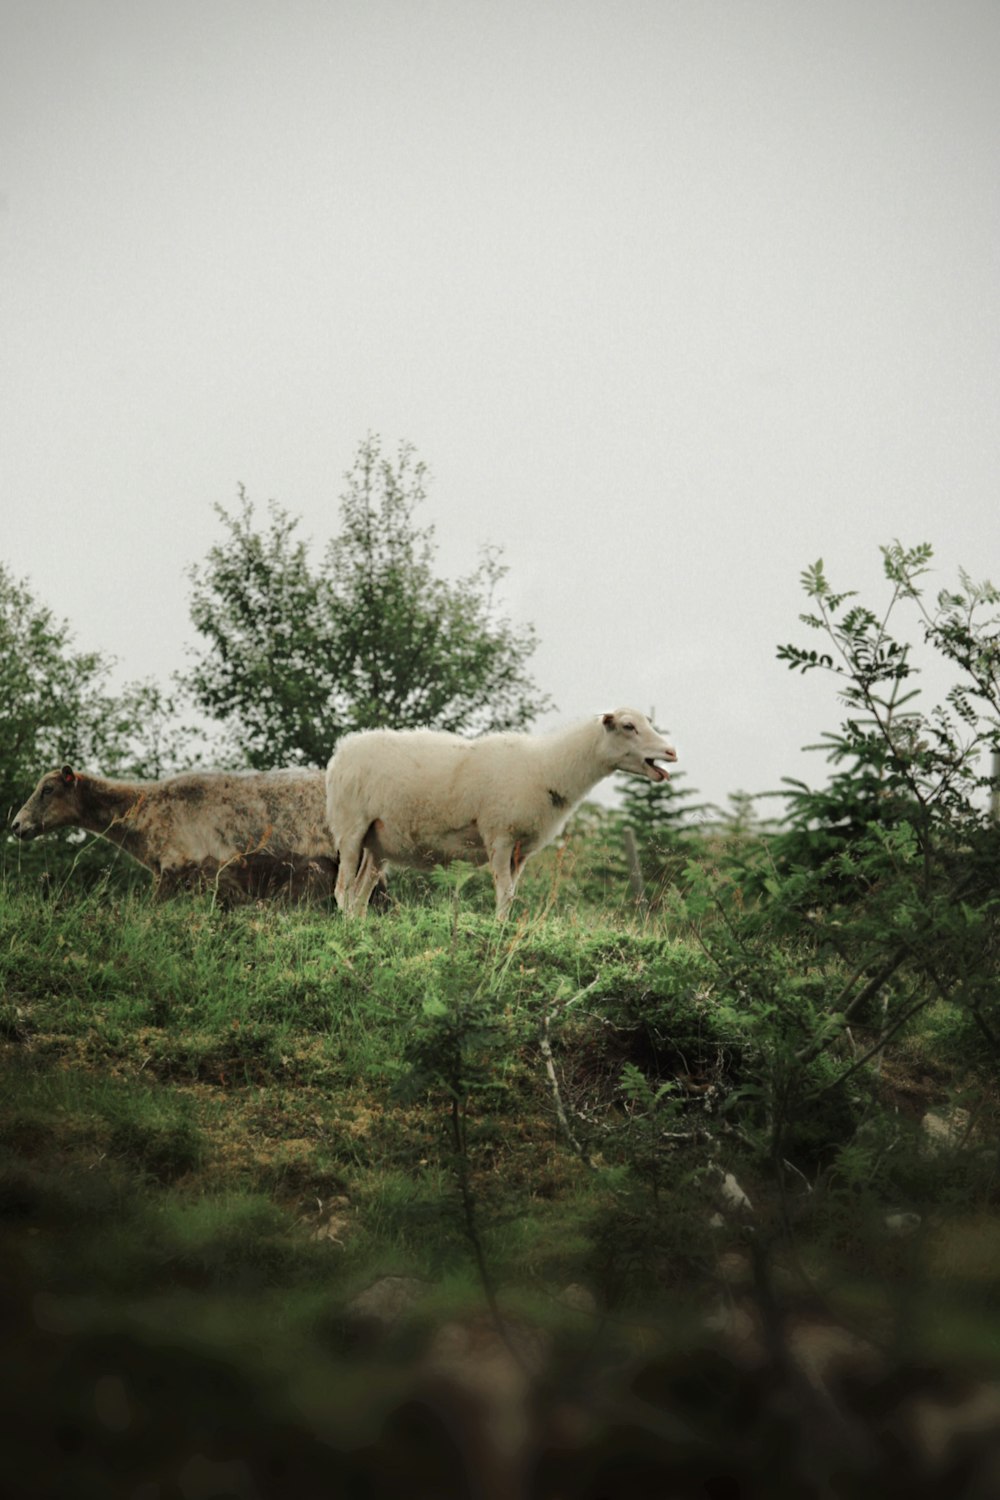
334;827;368;916
488;839;522;920
350;848;384;917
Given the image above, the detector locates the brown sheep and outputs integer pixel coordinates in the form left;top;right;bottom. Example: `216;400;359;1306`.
12;764;352;904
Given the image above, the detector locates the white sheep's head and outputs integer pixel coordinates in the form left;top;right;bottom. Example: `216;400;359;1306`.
601;709;678;782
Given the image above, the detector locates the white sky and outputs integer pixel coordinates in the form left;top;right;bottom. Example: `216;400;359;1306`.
2;0;998;811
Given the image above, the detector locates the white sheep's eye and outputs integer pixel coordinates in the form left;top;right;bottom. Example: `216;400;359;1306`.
623;722;636;733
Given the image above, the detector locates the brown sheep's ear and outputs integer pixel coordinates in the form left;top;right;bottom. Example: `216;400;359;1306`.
61;765;75;785
602;713;617;731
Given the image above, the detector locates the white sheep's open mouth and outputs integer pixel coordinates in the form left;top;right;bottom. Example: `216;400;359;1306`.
645;756;675;782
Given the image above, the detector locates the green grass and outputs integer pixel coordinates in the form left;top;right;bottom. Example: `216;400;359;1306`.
2;872;1000;1493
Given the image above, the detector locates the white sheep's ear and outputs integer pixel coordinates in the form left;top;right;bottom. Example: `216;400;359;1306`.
602;712;617;731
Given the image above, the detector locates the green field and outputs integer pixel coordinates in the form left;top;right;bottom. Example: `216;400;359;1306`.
3;842;999;1498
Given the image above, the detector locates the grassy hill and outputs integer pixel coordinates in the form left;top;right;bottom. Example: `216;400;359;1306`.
2;860;999;1496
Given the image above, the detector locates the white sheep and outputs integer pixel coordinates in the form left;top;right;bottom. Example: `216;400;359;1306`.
326;708;678;918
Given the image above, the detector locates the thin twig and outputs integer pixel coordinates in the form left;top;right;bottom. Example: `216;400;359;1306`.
795;947;909;1065
449;1097;531;1375
540;1012;593;1167
806;995;932;1100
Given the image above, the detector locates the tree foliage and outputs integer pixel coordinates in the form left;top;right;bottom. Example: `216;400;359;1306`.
762;541;1000;1060
775;542;999;873
654;542;1000;1197
184;436;551;768
0;564;189;826
617;769;712;894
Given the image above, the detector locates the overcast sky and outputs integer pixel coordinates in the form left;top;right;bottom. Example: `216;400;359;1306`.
2;0;998;812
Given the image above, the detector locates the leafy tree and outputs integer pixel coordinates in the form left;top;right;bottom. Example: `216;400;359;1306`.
1;564;176;819
1;564;199;887
767;542;1000;1055
617;770;712;895
653;544;1000;1215
184;435;551;768
1;564;103;823
776;544;999;876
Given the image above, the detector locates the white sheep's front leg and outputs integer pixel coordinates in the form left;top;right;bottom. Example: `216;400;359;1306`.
488;837;525;920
